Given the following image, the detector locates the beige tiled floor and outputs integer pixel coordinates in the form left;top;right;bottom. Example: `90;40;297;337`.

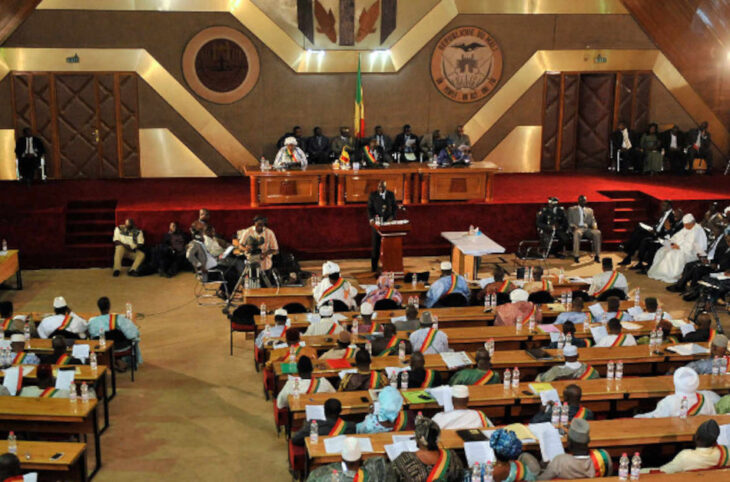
0;253;726;481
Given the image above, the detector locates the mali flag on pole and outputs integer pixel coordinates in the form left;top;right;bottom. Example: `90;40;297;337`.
354;54;365;138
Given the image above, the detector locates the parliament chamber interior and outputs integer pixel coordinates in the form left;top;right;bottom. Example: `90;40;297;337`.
2;1;730;481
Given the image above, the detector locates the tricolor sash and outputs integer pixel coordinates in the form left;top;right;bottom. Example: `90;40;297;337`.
419;328;438;353
343;347;357;359
365;323;379;335
497;280;513;293
15;366;22;394
475;369;496;385
715;445;730;468
709;329;717;345
445;274;458;295
12;352;28;365
509;461;527;481
426;449;451;481
541;279;553;291
393;411;408;431
326;322;339;335
589;449;611;477
384;288;395;299
578;365;599;380
519;305;537;325
352;469;368;482
40;387;59;398
477;411;491;427
688;393;706;416
108;313;119;331
305;378;321;394
378;337;399;357
574;406;589;419
328;418;347;436
615;310;625;321
594;271;619;297
58;313;73;331
56;354;71;366
420;369;436;388
363;146;378;165
285;146;299;164
610;333;628;347
321;278;346;301
282;343;303;361
1;318;12;330
368;371;384;389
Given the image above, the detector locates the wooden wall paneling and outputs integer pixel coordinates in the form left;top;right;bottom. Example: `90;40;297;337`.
30;74;55;178
10;74;32;134
54;74;99;179
540;74;560;171
96;73;119;178
117;73;140;178
617;72;634;126
48;73;61;178
554;73;565;171
575;74;615;170
559;74;580;171
633;73;652;133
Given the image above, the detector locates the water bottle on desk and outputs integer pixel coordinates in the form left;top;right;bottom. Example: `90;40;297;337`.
432;316;438;331
125;302;133;320
618;453;629;480
7;431;16;454
99;330;106;348
630;452;641;480
560;402;569;428
398;341;406;361
293;377;300;399
0;239;7;255
607;360;615;381
616;360;623;381
565;333;572;346
365;340;372;356
503;369;511;390
471;463;481;482
485;461;493;482
487;339;495;357
511;366;520;389
389;372;398;388
528;312;536;333
90;351;98;371
634;288;641;308
566;291;572;308
260;303;267;321
515;318;522;333
310;420;318;444
69;383;77;403
81;382;89;403
400;371;409;390
648;330;656;354
23;321;30;347
551;404;560;428
557;334;565;349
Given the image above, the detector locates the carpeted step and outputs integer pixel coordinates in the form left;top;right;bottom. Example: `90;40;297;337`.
65;232;112;245
66;219;116;234
67;200;117;210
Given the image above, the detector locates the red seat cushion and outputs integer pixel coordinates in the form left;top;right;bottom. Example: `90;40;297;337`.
288;439;306;471
231;322;253;332
273;402;289;430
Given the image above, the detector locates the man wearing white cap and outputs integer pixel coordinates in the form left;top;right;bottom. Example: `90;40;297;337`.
313;261;357;310
8;333;40;365
432;385;493;430
424;261;469;308
354;302;377;334
409;311;449;354
254;308;289;349
536;344;599;382
273;136;307;169
37;297;88;339
494;288;543;327
635;367;718;418
304;304;343;336
684;334;728;375
648;213;707;283
305;435;392;481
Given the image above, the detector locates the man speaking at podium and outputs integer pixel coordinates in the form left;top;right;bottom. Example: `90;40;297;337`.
368;181;397;273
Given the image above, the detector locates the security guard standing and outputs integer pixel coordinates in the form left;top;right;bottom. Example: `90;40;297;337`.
536;197;569;257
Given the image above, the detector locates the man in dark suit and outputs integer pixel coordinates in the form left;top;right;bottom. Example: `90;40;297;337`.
610;121;641;172
276;125;304;149
367;181;397;273
305;126;331;164
357;137;388;168
668;226;730;300
685;121;713;173
14;127;45;184
392;124;420;161
619;200;675;266
661;125;685;173
370;125;392;153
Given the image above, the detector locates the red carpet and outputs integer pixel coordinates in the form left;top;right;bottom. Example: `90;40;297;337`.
1;173;728;269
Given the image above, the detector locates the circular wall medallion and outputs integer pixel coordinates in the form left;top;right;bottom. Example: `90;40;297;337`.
430;26;503;103
183;26;260;104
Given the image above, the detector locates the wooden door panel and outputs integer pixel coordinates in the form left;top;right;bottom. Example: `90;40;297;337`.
118;74;140;178
54;74;99;179
576;74;615;170
559;74;580;170
540;74;560;171
96;74;119;178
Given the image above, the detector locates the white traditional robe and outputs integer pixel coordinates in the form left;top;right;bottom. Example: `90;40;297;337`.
634;391;718;418
648;225;707;283
273;146;307;169
432;409;492;430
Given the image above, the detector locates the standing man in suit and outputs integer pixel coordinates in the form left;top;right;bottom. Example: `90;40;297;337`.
393;124;420;161
449;125;471;149
14;128;45;184
567;195;601;263
619;200;675;266
371;125;392;152
305;126;331;164
661;125;686;173
536;197;570;257
610;121;640;172
367;181;397;273
685;121;713;174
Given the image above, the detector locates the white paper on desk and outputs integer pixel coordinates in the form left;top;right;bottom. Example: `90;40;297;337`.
72;344;90;362
23;474;37;482
549;332;560;343
338;369;357;379
620;321;642;331
384;366;410;379
273;342;287;349
588;303;605;319
0;340;10;350
568;276;592;284
529;422;565;462
464;441;496;467
478;277;494;289
306;314;321;323
357;438;374;453
324;435;347;454
385;441;417;461
306;405;326;421
627;306;644;319
666;344;710;356
591;326;608;343
440;351;471;369
2;366;20;396
539;389;560;406
360;284;378;294
392;435;416;445
679;323;696;337
390;316;407;323
427;386;454;412
718;424;730;446
55;368;75;390
405;138;416;147
540;324;560;334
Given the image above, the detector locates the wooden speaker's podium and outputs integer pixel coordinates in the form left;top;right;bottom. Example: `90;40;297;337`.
375;220;410;276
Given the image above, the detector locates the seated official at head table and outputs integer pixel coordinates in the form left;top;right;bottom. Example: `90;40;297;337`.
358;136;388;168
436;139;470;167
273;136;307;169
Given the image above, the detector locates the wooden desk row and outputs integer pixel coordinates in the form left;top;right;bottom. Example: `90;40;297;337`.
244;162;500;207
2;440;87;481
305;414;730;468
270;345;705;395
0;249;22;290
287;375;730;431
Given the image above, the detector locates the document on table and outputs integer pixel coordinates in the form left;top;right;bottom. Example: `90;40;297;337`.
2;366;21;396
591;326;608;344
539;389;560;406
679;323;696;337
440;351;472;369
323;435;372;455
627;306;644;319
427;386;454;412
588;303;605;319
338;369;358;379
55;368;75;390
385;435;418;461
666;344;709;356
529;422;565;461
72;344;90;361
539;324;560;333
464;441;496;467
620;321;642;331
305;405;325;421
718;424;730;446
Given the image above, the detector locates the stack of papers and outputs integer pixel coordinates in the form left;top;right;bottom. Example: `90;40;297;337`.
440;351;472;369
620;321;642;331
503;423;537;442
384;435;418;461
588;303;605;319
426;386;454;412
529;422;565;461
305;405;325;421
666;344;710;356
528;382;555;395
590;326;608;343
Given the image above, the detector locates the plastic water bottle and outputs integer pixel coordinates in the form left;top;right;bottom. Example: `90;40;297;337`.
411;276;417;288
511;366;520;388
485;461;493;482
503;369;511;390
365;340;372;356
69;383;77;403
7;431;16;455
630;452;641;480
400;371;409;390
398;341;406;361
125;302;133;320
566;291;572;307
559;269;565;284
634;288;640;308
293;377;300;399
560;402;569;427
390;372;398;388
515;319;523;333
607;360;615;381
90;351;98;371
616;360;624;381
679;395;689;418
648;330;656;354
712;356;720;376
721;357;728;375
561;292;567;305
487;339;495;357
99;330;106;347
260;303;267;321
484;296;490;312
0;240;7;254
618;453;630;480
565;333;573;346
433;316;438;331
288;350;296;364
472;463;481;482
528;313;536;333
23;322;30;342
655;308;663;322
352;318;359;335
557;334;565;349
81;382;89;403
551;405;560;427
310;420;318;444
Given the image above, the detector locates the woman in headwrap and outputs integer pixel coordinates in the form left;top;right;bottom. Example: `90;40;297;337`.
362;275;404;308
356;386;405;434
392;416;464;481
490;429;536;481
